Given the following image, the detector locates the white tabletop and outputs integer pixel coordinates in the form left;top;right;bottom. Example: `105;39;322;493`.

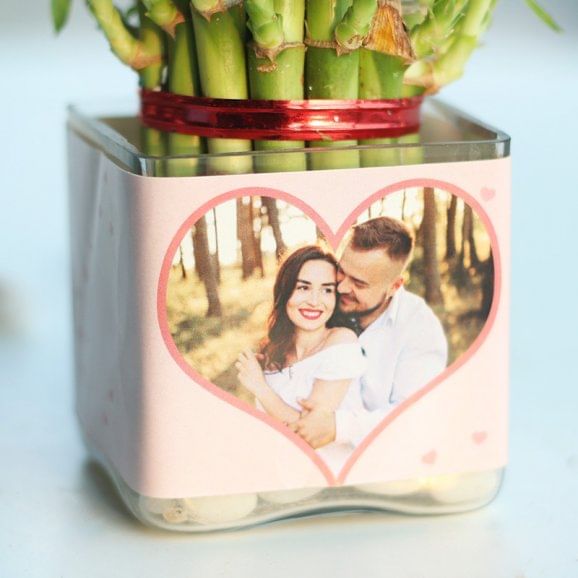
1;1;577;576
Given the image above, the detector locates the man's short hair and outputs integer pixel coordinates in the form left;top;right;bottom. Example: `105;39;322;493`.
350;217;414;263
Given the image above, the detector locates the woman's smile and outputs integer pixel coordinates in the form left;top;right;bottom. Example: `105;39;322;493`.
298;308;324;320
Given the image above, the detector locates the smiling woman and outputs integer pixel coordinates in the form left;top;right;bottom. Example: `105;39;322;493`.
231;245;368;474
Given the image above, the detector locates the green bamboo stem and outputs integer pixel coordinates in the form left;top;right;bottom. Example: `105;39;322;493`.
191;1;253;174
402;0;435;30
400;0;496;164
245;0;285;50
358;0;414;167
138;3;167;167
410;0;469;59
247;0;307;173
334;0;378;51
192;0;242;13
399;84;425;167
404;0;497;93
397;131;424;165
165;2;204;177
86;0;162;69
359;53;406;167
141;0;185;36
306;0;370;171
480;0;498;35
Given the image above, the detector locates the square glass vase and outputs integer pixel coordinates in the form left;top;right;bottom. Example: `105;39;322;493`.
67;99;511;533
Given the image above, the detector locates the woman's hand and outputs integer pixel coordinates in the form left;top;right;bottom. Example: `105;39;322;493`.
235;349;268;396
236;350;301;425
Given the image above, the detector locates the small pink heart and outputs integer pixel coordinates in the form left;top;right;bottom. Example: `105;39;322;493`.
421;450;437;465
472;431;488;445
481;187;496;202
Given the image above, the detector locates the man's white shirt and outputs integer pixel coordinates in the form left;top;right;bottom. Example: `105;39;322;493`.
335;287;448;447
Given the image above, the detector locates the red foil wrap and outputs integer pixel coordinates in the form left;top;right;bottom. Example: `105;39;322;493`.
140;89;423;141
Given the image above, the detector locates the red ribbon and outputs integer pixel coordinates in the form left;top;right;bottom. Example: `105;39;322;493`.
140;89;423;141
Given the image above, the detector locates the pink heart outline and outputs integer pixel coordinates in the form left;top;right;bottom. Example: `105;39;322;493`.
157;180;502;486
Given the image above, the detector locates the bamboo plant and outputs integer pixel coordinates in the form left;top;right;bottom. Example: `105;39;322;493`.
190;0;253;174
145;0;204;176
53;0;560;172
137;2;167;160
305;0;376;170
246;0;307;173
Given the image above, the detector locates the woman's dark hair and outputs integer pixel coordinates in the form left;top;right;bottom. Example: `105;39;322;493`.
260;245;338;372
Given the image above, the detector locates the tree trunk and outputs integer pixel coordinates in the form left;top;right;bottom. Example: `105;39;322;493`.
445;195;457;261
253;199;265;278
193;216;222;317
237;197;257;279
466;205;481;269
262;197;287;260
191;228;205;281
179;245;187;280
461;204;480;270
212;207;221;285
422;187;444;306
401;191;407;221
480;252;494;318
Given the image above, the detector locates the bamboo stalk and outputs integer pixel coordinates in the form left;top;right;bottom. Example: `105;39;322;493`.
141;0;185;36
359;53;406;167
410;0;469;59
164;0;204;176
404;0;497;94
359;0;414;167
398;0;497;167
335;0;379;51
306;0;377;171
246;0;307;173
191;0;253;174
401;0;434;30
86;0;162;69
138;3;167;165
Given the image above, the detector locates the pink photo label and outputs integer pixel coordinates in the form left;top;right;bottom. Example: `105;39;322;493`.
74;142;510;499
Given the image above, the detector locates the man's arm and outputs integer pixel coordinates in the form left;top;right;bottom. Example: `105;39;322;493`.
388;306;448;405
292;305;448;449
290;403;387;449
330;306;448;448
289;401;336;449
287;378;355;449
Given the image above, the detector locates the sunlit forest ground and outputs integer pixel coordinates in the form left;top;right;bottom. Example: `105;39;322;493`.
167;257;277;403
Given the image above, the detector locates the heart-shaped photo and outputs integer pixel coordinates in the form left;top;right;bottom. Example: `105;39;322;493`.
161;186;496;477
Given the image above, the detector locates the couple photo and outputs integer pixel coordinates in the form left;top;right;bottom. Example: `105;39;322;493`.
166;190;494;474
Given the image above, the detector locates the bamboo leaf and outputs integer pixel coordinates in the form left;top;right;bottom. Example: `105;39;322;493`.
524;0;562;32
51;0;72;33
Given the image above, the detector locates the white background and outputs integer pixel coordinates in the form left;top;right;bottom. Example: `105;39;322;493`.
1;1;577;576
